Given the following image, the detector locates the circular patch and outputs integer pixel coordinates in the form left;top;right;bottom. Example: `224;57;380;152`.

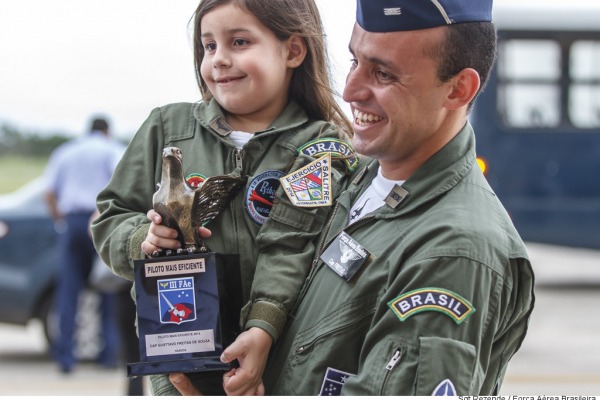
186;173;206;188
245;170;284;225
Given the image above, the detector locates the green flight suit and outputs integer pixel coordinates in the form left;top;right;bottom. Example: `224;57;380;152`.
262;122;535;396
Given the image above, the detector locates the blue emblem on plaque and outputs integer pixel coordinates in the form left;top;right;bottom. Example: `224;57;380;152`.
158;277;197;325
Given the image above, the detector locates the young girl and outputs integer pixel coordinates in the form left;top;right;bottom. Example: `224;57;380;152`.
91;0;357;395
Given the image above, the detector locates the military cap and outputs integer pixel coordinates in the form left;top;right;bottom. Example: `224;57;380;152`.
356;0;493;32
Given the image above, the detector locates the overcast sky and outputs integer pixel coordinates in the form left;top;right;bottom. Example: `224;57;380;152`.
0;0;356;139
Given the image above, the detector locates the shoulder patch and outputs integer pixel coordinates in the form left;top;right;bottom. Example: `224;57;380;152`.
185;173;207;188
387;288;475;325
298;138;358;173
245;170;283;225
432;379;457;396
280;153;332;208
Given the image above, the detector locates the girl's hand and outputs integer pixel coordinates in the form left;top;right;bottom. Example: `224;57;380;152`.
141;209;181;257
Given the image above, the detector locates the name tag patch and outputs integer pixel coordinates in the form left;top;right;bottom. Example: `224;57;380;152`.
320;231;370;281
319;367;355;396
387;288;475;325
280;153;332;207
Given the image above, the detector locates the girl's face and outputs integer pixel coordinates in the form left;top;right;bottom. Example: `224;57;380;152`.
200;3;297;131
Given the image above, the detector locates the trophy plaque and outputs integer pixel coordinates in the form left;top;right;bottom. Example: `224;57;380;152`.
127;252;242;377
127;146;246;377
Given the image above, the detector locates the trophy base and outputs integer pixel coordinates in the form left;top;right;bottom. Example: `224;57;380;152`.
127;357;237;377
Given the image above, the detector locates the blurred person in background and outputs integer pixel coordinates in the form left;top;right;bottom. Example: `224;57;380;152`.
43;116;125;374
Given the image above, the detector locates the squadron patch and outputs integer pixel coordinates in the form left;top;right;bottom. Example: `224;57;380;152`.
280;153;332;208
319;367;355;396
185;173;206;188
387;288;475;325
245;170;284;225
298;138;358;173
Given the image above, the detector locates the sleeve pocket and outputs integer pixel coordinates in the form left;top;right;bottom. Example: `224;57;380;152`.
415;337;476;396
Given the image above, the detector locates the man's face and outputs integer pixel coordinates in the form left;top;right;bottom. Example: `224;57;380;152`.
343;23;456;180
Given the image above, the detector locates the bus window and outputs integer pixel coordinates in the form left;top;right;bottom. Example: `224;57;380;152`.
497;39;561;128
569;40;600;128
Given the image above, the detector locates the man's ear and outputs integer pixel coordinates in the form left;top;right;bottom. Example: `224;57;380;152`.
444;68;480;110
286;35;307;68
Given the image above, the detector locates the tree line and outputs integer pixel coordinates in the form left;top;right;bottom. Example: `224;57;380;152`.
0;124;70;157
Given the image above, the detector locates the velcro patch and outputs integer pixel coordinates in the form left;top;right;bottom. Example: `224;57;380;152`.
387;288;475;325
298;138;358;173
280;153;332;207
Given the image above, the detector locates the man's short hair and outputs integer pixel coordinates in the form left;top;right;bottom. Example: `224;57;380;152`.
90;117;109;132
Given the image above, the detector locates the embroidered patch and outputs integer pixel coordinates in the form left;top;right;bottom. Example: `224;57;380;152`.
185;173;206;188
158;277;196;325
319;367;355;396
320;231;370;282
387;288;475;325
298;138;358;173
280;153;332;208
245;170;283;225
432;379;457;396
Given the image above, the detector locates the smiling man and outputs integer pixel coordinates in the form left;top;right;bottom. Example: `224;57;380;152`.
258;0;535;396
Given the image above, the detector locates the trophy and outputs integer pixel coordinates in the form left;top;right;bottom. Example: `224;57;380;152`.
127;147;246;377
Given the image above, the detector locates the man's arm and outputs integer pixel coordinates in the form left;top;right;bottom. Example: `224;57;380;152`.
44;191;62;222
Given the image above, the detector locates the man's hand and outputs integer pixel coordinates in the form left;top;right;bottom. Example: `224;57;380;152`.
221;327;273;396
169;373;203;395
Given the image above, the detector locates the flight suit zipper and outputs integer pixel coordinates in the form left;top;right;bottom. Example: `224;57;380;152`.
234;148;243;171
381;348;403;395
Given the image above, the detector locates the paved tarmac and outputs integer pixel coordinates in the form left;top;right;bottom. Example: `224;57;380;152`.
0;242;598;396
500;243;600;396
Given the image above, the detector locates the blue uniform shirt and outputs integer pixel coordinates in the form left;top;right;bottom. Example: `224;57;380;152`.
44;131;125;215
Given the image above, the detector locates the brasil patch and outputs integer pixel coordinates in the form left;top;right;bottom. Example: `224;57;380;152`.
298;138;358;173
245;170;284;225
387;288;475;325
280;153;332;207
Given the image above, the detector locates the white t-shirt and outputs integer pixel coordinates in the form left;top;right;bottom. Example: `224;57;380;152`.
348;167;405;224
229;130;253;148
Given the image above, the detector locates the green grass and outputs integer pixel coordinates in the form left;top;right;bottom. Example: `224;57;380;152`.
0;155;48;194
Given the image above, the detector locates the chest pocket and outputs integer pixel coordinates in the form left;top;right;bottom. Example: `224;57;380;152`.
283;291;380;385
414;337;476;395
